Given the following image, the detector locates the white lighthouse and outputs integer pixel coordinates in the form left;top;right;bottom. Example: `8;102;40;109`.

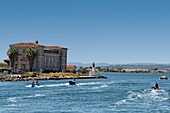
90;62;96;76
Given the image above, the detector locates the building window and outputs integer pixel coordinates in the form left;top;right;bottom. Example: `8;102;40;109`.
15;64;17;69
15;57;18;61
23;49;26;53
44;50;59;54
21;56;26;61
21;64;26;70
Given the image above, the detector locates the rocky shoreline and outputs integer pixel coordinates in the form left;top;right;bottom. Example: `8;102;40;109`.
0;74;107;82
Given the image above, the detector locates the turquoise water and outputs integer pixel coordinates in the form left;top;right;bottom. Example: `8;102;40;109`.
0;73;170;113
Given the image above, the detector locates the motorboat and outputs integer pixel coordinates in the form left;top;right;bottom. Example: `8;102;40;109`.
151;82;160;90
31;84;35;87
31;82;40;87
69;81;76;85
160;76;168;80
31;84;40;87
152;86;160;90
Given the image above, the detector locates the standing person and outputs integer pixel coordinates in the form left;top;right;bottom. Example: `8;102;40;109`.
36;80;39;85
155;82;159;89
31;81;35;87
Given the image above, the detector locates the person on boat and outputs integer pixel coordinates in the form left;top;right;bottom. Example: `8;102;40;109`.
31;81;35;87
155;82;159;89
36;80;39;85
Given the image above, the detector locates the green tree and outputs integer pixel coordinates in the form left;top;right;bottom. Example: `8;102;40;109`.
96;66;102;71
115;65;123;72
25;47;37;72
7;47;18;73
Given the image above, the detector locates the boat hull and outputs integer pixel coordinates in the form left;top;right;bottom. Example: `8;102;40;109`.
152;86;160;90
160;76;168;79
31;84;40;87
69;81;76;85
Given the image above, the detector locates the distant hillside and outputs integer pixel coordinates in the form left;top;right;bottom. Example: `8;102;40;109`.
68;62;170;70
107;64;170;70
68;62;109;67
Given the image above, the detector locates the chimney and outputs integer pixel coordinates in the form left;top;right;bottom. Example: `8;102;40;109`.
35;40;38;44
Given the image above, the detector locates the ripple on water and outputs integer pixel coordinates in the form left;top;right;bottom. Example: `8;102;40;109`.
1;73;170;113
7;97;17;102
113;88;170;112
25;94;46;98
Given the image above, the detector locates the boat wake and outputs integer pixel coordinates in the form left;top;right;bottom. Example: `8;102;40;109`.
25;81;112;88
114;88;170;112
25;83;70;88
78;81;113;86
7;97;18;102
26;94;46;98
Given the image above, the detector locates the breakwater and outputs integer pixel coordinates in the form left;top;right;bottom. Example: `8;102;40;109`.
0;73;107;82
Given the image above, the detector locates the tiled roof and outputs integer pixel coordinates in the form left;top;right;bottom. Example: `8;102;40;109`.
67;65;76;69
11;42;43;46
45;46;64;49
10;42;67;49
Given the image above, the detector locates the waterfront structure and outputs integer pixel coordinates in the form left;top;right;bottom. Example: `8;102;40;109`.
66;65;77;73
9;41;67;72
89;62;96;76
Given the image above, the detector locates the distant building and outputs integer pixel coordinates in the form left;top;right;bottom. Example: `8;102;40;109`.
9;41;68;72
66;65;77;72
89;62;96;76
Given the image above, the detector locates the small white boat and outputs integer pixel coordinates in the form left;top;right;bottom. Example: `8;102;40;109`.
160;76;168;80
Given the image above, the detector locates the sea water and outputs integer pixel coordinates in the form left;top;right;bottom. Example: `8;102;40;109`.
0;73;169;113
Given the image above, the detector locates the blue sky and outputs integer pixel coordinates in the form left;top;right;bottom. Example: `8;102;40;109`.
0;0;170;64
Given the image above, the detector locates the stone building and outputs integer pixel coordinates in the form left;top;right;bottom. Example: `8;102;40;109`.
9;41;67;72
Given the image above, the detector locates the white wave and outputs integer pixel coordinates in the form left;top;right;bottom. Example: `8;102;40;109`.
25;83;69;88
127;92;141;100
150;89;169;101
91;84;109;90
77;81;113;86
26;94;46;98
25;85;33;87
115;99;126;105
77;82;102;86
7;104;17;107
160;105;170;111
0;107;17;111
39;83;69;87
101;84;109;88
7;97;17;102
115;89;169;106
35;94;45;97
25;81;114;88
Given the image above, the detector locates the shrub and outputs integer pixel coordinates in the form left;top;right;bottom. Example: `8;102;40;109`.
27;72;37;77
